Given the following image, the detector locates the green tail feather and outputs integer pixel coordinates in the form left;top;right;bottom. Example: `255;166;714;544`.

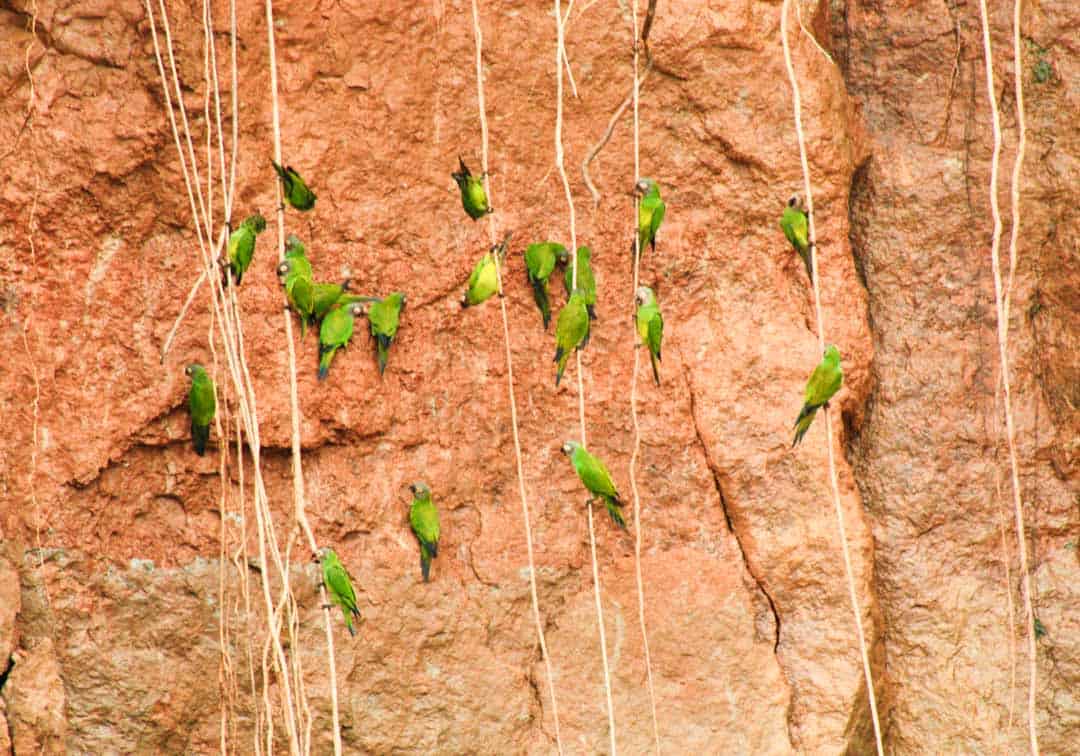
530;277;551;329
605;496;627;530
192;422;210;456
318;345;336;381
649;352;660;386
554;347;567;386
420;547;431;582
792;404;820;447
376;335;390;376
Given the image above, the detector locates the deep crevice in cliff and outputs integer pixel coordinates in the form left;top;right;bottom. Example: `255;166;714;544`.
681;365;781;654
0;654;13;694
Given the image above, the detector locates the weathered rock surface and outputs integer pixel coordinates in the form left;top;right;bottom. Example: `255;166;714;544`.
0;0;1074;753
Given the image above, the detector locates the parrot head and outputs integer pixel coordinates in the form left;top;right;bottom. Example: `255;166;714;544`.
555;247;571;265
560;441;581;456
634;286;656;307
314;546;339;565
824;345;841;364
347;303;365;318
276;260;292;281
247;213;267;233
409;481;431;498
284;234;305;257
634;178;657;196
184;363;206;379
787;193;807;213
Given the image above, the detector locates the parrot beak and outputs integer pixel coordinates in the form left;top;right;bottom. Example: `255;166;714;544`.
310;550;320;563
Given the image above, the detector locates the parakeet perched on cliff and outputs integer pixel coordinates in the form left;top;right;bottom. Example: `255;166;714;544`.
184;364;216;456
271;160;316;211
792;345;843;446
634;178;666;256
317;302;364;381
451;156;492;220
634;285;664;386
311;280;352;322
278;257;315;337
365;292;406;376
780;193;813;281
224;213;267;286
525;242;564;329
559;245;597;320
560;441;627;530
553;291;590;387
408;482;440;583
462;234;511;308
315;547;361;636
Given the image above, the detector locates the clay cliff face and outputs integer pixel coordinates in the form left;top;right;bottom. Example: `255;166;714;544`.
0;0;1076;753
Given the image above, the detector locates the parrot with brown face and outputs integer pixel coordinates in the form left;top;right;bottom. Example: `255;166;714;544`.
451;156;492;220
780;193;813;281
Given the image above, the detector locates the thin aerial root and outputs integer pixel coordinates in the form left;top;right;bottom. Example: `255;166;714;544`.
780;2;883;753
470;0;565;750
976;0;1038;751
160;270;208;363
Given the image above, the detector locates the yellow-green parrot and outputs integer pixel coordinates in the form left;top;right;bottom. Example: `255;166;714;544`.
451;156;492;220
634;285;664;386
634;178;666;256
365;292;406;376
224;213;267;286
408;482;440;582
559;246;597;320
525;242;565;329
271;160;316;211
792;345;843;446
184;364;216;456
461;234;511;308
317;302;364;381
560;441;627;530
780;193;813;281
553;290;590;386
314;547;361;636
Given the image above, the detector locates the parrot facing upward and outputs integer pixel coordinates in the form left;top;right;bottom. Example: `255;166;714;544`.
278;257;316;337
634;178;666;257
314;547;361;636
184;364;216;456
525;242;564;329
560;441;627;530
780;193;813;281
408;482;440;582
451;156;493;220
634;285;664;386
271;160;316;211
553;290;590;387
224;213;267;286
792;345;843;446
559;245;597;320
317;302;365;381
365;292;407;376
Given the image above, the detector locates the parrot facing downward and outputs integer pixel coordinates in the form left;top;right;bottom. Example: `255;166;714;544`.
553;290;590;387
559;246;597;320
315;547;361;637
317;302;365;381
634;178;666;256
451;156;492;220
560;441;627;530
462;233;511;308
525;242;565;329
271;160;316;211
408;482;440;582
224;213;267;286
366;292;407;376
792;345;843;447
185;364;216;456
780;193;813;282
634;286;664;386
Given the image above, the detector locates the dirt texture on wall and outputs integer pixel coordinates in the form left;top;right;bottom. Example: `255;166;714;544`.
0;0;1075;753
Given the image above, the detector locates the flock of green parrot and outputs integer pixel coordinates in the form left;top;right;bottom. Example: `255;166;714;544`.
180;159;845;636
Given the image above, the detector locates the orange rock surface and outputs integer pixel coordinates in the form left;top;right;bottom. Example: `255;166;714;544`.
0;0;1075;752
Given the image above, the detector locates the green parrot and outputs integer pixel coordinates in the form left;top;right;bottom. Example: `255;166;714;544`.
525;242;565;329
553;290;590;387
559;245;597;320
461;234;510;308
451;156;492;220
311;280;353;322
317;302;364;381
278;257;316;337
184;364;216;456
284;234;313;278
634;285;664;386
224;213;267;286
314;547;361;636
634;178;666;256
560;441;627;530
365;292;407;376
780;193;813;281
271;160;316;211
792;344;843;447
408;482;440;582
